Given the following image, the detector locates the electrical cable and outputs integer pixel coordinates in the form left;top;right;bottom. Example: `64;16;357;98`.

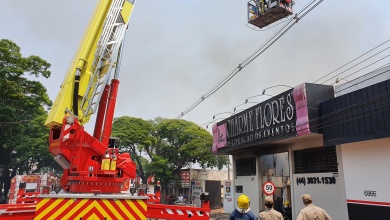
176;0;324;119
205;60;390;130
243;45;390;122
180;0;389;130
204;39;390;129
204;6;390;154
216;90;390;149
178;1;322;119
313;40;390;84
315;46;390;85
202;0;323;102
334;63;390;95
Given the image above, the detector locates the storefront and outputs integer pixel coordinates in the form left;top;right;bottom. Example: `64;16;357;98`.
212;83;350;218
213;66;390;219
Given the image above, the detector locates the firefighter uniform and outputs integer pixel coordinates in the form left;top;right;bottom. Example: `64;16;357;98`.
296;194;332;220
258;196;283;220
230;194;258;220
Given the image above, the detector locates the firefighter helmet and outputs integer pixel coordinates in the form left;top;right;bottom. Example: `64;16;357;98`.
237;194;250;209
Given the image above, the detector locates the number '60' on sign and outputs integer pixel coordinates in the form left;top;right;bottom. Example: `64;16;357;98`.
262;181;276;195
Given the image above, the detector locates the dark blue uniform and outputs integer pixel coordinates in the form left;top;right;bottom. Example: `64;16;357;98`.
230;209;258;220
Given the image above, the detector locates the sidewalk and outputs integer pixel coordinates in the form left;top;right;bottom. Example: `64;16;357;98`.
210;207;230;220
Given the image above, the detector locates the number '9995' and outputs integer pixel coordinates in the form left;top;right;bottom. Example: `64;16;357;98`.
364;190;376;197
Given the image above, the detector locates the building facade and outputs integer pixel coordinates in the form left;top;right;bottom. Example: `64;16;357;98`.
212;66;390;219
167;169;228;208
320;66;390;219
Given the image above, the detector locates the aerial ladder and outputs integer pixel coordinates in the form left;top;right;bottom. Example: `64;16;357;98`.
0;0;211;219
248;0;293;29
37;0;148;218
44;0;136;195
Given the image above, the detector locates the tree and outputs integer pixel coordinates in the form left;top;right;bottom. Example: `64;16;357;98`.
0;39;53;197
112;116;228;198
153;119;228;182
111;116;156;184
15;114;61;173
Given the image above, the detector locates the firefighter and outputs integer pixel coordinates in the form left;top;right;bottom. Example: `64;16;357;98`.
296;194;332;220
258;196;283;220
229;194;258;220
280;0;292;8
282;201;292;220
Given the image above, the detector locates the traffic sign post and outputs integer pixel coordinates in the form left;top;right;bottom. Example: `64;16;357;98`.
262;181;276;195
181;171;190;188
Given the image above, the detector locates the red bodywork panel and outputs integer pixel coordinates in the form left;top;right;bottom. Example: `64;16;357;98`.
0;204;36;220
0;199;210;220
146;201;210;220
48;79;136;193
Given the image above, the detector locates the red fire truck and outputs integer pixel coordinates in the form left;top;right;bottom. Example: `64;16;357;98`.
0;0;210;219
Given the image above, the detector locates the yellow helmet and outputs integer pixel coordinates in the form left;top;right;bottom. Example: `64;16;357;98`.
237;194;250;209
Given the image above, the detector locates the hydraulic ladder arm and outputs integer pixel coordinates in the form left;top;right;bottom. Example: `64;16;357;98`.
44;0;137;193
45;0;135;127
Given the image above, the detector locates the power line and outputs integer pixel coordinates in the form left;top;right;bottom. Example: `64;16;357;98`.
215;90;390;149
202;50;390;129
175;0;324;119
245;41;390;119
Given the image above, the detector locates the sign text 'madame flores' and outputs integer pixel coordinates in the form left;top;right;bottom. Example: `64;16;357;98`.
226;90;296;147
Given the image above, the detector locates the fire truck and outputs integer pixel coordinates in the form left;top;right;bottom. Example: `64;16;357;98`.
7;173;54;205
0;0;210;219
0;0;295;219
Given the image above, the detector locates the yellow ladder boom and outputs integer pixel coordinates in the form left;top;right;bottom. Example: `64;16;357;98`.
45;0;136;128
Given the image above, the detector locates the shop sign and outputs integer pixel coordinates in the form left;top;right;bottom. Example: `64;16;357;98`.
192;181;203;199
226;89;296;147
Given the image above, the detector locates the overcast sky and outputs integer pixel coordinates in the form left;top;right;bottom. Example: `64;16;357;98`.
1;0;389;134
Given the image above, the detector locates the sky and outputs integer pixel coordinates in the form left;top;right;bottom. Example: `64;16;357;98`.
1;0;390;134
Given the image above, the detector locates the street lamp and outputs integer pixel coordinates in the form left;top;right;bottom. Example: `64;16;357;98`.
244;93;272;103
200;119;224;129
243;85;293;103
233;102;258;112
261;85;293;95
335;77;359;89
212;112;234;120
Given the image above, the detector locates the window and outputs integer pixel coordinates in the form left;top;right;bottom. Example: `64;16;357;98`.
236;157;256;176
236;185;243;193
294;146;338;174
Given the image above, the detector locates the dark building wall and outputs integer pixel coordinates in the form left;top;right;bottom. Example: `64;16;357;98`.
320;79;390;146
347;203;390;220
205;180;221;209
305;83;334;133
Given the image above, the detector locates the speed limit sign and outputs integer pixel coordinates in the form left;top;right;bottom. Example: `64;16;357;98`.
262;181;275;195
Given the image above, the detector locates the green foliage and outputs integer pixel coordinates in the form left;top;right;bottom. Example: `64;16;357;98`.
156;119;220;170
112;116;228;187
145;155;173;186
153;118;228;186
0;39;54;195
111;116;156;183
15;114;60;173
0;39;51;139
